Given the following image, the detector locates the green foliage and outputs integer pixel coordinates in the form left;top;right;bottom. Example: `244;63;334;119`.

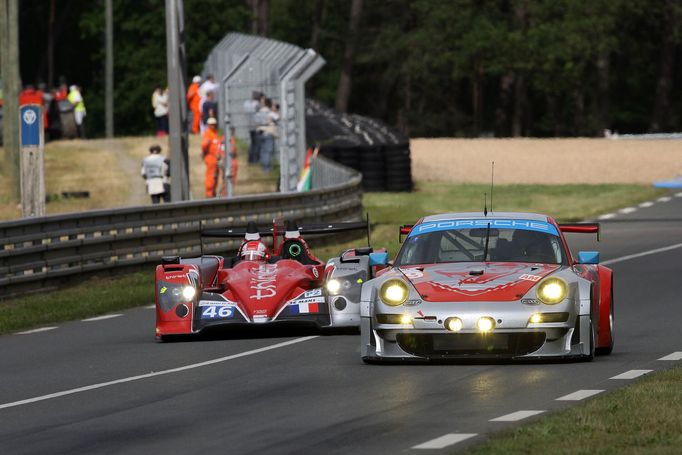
17;0;682;137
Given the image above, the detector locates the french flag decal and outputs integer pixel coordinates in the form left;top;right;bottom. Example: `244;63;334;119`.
290;300;319;314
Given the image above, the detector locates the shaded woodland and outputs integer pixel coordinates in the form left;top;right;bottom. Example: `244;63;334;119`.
16;0;682;137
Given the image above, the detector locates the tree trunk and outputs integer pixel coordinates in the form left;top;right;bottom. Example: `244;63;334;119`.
310;0;325;50
334;0;363;113
46;0;55;87
512;74;526;137
495;73;513;137
595;48;610;136
471;64;483;136
247;0;268;36
650;0;678;132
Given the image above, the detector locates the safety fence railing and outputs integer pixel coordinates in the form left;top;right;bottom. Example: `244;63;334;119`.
0;163;362;298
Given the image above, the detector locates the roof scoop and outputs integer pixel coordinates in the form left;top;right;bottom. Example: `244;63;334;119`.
245;221;260;241
469;269;484;276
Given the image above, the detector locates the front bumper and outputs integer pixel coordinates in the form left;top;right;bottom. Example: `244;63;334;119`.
361;314;592;361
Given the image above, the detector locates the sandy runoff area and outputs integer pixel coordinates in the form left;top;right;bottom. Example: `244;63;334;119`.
410;138;682;184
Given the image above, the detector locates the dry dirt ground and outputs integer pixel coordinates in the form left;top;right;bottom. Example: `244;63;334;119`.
410;138;682;184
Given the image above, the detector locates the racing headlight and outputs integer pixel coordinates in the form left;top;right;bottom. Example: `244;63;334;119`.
536;277;567;305
182;286;196;300
445;317;463;332
326;279;341;294
379;279;409;306
477;317;495;333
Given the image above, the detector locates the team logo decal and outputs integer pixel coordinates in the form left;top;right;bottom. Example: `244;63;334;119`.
250;264;278;300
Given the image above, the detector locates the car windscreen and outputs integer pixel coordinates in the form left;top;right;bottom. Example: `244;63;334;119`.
395;221;566;266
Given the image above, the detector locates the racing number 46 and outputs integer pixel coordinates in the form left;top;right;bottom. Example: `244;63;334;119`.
201;306;232;318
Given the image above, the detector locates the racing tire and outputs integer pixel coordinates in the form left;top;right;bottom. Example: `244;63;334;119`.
596;293;614;355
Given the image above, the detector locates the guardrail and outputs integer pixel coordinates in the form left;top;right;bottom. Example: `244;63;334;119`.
0;156;362;297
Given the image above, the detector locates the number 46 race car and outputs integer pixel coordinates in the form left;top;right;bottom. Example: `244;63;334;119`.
360;212;614;362
155;219;389;341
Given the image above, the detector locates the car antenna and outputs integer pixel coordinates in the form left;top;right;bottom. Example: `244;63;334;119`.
484;192;488;216
490;161;495;214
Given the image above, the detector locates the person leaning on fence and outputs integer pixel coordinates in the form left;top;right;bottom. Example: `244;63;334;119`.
141;144;170;204
256;98;278;173
201;117;224;198
244;91;261;164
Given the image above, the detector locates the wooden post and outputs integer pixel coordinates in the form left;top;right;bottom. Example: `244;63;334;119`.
1;0;22;200
19;104;45;217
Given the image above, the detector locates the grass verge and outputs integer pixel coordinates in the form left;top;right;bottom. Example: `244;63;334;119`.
0;181;664;334
465;365;682;454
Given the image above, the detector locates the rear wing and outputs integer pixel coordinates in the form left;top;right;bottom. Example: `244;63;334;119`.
399;225;414;243
559;223;600;241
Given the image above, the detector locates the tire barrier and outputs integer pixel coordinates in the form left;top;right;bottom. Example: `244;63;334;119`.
306;100;413;192
0;159;362;298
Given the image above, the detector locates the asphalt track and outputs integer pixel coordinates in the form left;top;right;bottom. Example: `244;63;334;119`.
2;193;682;454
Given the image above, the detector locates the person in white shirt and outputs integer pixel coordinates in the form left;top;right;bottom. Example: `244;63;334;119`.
244;91;261;163
141;144;170;204
151;87;169;137
199;75;218;112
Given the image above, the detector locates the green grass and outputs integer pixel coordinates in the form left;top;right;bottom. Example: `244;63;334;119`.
465;365;682;454
0;272;153;333
0;182;665;334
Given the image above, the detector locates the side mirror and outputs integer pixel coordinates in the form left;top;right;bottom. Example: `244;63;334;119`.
369;252;389;267
577;251;600;264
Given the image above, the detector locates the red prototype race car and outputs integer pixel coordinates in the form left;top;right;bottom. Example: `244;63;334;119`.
155;219;387;340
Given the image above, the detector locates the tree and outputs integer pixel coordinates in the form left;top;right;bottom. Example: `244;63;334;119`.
334;0;363;113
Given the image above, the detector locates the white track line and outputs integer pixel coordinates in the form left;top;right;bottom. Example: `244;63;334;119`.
618;207;637;214
412;433;477;450
490;410;545;422
610;369;652;380
602;242;682;266
0;336;318;410
675;192;682;198
82;314;123;322
556;390;604;401
15;327;58;335
598;213;615;220
144;304;155;309
638;201;654;208
659;352;682;361
657;196;672;202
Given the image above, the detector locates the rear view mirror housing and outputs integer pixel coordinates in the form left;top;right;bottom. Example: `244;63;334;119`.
577;251;600;264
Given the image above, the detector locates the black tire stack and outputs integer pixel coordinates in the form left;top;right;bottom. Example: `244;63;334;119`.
306;100;412;192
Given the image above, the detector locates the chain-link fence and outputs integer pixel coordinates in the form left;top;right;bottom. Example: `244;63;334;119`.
202;33;325;193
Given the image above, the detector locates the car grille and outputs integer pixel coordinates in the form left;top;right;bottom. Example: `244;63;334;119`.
396;332;546;358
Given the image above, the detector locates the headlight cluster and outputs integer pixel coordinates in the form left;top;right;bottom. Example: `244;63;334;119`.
444;316;495;332
158;281;197;312
325;271;366;302
379;279;409;306
536;277;567;304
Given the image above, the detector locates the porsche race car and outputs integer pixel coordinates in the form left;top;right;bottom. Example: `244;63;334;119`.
155;219;388;340
360;212;614;362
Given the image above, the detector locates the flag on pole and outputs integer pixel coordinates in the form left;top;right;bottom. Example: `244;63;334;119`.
296;147;317;192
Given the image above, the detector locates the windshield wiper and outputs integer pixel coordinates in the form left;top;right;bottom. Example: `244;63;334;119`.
482;222;491;262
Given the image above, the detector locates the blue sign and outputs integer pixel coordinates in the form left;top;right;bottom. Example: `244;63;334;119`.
20;105;41;147
409;218;560;237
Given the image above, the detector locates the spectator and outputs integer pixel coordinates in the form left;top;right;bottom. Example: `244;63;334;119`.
67;85;86;138
201;117;224;198
256;98;278;173
151;86;169;137
201;90;218;133
244;91;261;163
199;74;218;112
141;144;170;204
186;75;201;134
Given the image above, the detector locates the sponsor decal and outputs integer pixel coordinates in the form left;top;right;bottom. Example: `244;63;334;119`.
519;274;542;282
404;299;422;306
304;288;323;297
402;268;424;279
254;309;268;315
200;305;233;319
249;264;278;300
411;219;559;237
521;298;541;305
312;268;319;278
165;273;188;280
